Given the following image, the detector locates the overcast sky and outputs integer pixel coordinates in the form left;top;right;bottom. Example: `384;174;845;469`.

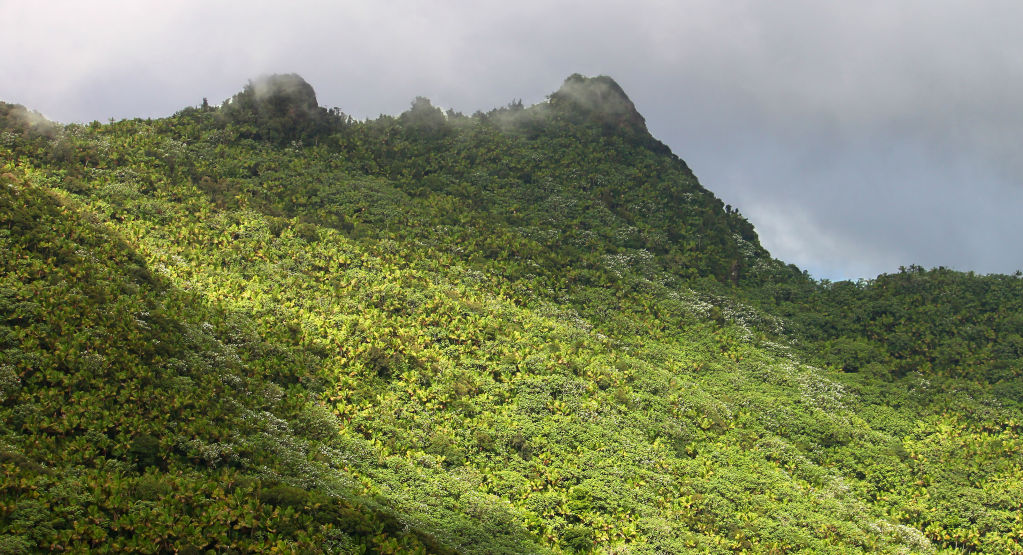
3;0;1022;280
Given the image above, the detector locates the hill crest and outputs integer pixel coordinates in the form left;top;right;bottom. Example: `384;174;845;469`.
548;73;648;133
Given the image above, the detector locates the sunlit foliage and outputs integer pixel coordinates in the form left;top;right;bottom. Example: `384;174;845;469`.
0;75;1020;552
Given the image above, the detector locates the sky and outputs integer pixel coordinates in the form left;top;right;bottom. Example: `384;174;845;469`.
3;0;1022;281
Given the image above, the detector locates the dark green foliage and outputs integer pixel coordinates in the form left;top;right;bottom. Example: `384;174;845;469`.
218;73;347;144
1;74;1021;553
128;434;164;470
561;525;596;552
752;264;1023;382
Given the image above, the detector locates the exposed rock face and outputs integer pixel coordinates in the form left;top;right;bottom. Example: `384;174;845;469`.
222;74;326;143
548;74;648;134
243;73;319;115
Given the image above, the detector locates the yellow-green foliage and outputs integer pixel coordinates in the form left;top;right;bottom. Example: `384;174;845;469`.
1;87;1021;553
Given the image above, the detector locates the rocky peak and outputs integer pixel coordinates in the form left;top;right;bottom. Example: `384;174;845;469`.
548;74;648;133
229;73;319;115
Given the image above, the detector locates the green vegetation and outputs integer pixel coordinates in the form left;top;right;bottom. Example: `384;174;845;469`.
1;74;1020;553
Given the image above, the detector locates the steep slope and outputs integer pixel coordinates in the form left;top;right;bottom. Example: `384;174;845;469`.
0;170;543;553
1;75;1021;553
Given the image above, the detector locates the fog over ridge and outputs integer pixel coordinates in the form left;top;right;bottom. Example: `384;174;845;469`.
2;0;1021;280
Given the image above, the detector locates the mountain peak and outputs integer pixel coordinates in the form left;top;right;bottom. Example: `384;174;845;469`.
548;74;647;133
223;73;321;118
221;74;327;143
247;73;319;111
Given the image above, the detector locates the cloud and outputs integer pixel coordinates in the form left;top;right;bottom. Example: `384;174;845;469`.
2;0;1022;279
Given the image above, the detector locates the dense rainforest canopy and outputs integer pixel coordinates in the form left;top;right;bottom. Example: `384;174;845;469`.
1;74;1021;553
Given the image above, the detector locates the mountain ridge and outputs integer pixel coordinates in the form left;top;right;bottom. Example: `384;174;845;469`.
1;74;1021;553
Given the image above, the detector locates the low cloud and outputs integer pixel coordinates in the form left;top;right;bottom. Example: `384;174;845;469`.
2;0;1021;279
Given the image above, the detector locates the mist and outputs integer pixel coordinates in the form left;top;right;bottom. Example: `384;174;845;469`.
3;0;1022;280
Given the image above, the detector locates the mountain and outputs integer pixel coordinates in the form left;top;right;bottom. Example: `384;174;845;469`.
1;75;1020;553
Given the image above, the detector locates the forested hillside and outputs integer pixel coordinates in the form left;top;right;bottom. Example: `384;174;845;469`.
1;74;1020;553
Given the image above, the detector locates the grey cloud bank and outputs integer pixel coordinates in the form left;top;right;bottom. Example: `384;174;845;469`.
3;0;1021;280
